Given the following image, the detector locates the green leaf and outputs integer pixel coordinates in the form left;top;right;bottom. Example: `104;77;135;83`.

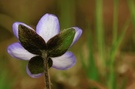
48;58;53;67
28;56;53;74
19;25;47;55
28;56;44;74
47;28;75;57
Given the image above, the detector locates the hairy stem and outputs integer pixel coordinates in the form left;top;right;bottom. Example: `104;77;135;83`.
42;52;51;89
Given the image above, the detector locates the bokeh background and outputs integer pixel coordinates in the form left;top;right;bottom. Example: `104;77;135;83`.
0;0;135;89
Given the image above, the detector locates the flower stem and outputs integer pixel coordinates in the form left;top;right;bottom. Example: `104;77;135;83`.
42;52;51;89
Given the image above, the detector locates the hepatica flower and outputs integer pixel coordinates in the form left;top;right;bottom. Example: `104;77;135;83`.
7;13;82;78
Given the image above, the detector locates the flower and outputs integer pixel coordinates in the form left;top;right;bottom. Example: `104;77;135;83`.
7;13;82;78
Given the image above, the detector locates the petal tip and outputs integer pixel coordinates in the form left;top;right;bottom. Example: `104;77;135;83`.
12;22;34;39
52;52;76;70
72;27;82;35
7;42;35;60
26;66;43;78
70;27;82;46
7;43;16;58
36;13;60;42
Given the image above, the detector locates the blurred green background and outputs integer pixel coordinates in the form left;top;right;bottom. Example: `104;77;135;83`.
1;0;135;89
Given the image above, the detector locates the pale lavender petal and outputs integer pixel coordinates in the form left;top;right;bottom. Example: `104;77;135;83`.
51;51;76;70
36;14;60;42
70;27;82;47
26;65;43;78
12;22;34;38
7;42;35;60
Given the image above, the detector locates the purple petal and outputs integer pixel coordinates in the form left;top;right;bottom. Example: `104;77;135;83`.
12;22;34;39
70;27;82;47
7;42;35;60
26;65;43;78
36;14;60;42
51;51;76;70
